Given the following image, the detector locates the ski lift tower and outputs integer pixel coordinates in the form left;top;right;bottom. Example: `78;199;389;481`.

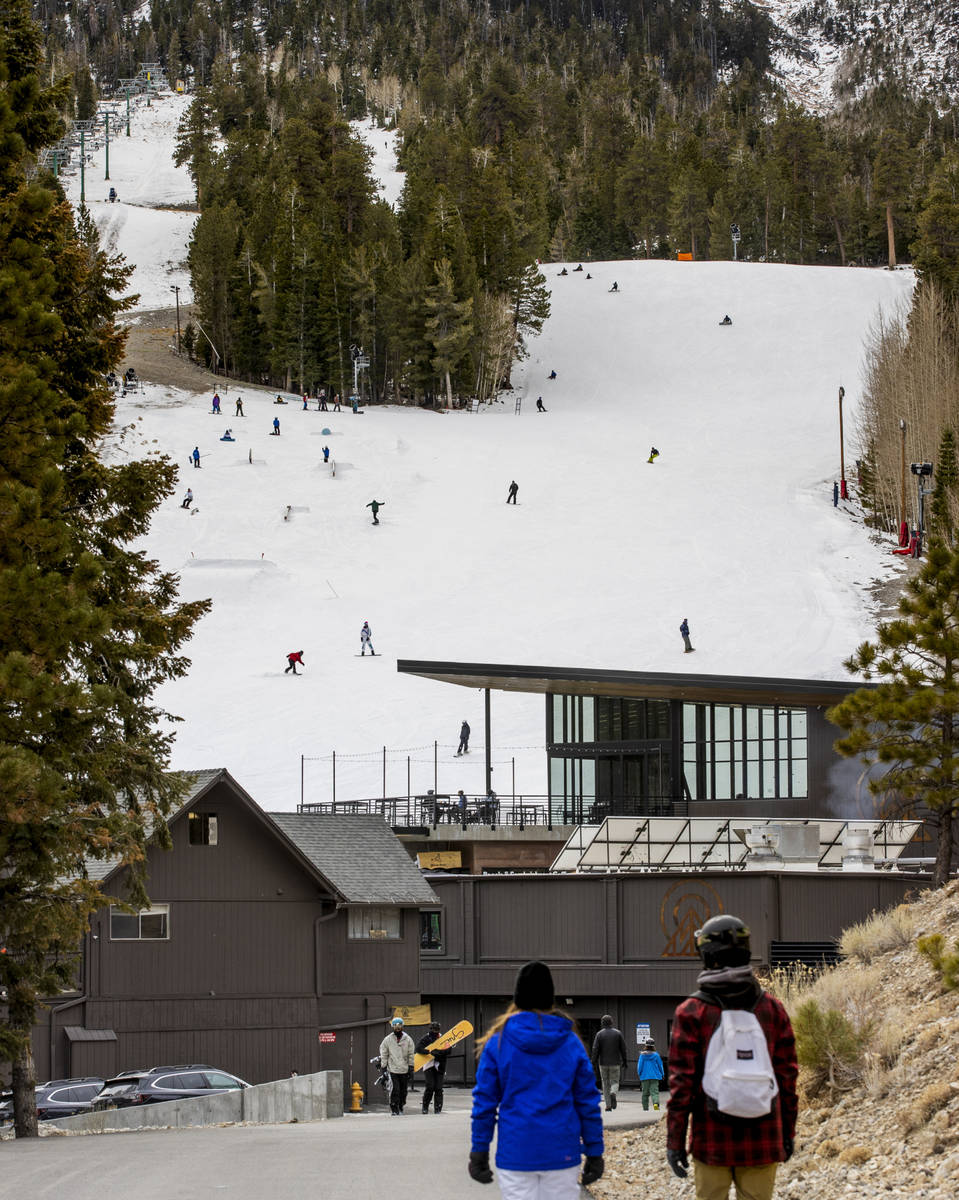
351;343;370;403
730;222;741;261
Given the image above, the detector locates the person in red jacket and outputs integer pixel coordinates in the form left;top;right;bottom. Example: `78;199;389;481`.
284;650;304;675
666;915;798;1200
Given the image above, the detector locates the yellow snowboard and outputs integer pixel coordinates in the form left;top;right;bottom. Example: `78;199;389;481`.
414;1019;473;1071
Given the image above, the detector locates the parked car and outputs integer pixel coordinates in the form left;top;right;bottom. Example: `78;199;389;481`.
92;1065;249;1110
0;1077;105;1124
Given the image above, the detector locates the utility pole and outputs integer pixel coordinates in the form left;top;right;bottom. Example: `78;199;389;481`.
171;285;181;354
104;111;110;180
126;87;131;137
838;386;847;499
900;418;908;538
79;128;85;205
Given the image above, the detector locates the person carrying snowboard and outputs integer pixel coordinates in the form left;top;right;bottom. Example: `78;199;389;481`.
417;1021;451;1114
506;480;519;504
648;447;660;463
367;499;384;525
469;960;604;1196
379;1017;415;1116
666;916;797;1198
457;720;471;755
284;650;305;675
360;621;375;655
680;618;694;653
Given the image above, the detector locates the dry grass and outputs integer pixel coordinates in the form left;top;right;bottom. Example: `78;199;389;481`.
840;905;915;963
899;1082;954;1135
838;1146;873;1165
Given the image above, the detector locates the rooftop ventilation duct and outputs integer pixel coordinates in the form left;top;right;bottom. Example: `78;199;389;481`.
841;826;875;872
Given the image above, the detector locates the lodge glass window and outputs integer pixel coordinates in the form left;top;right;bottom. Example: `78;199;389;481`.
420;911;443;951
348;906;402;940
682;703;807;800
188;811;218;845
549;696;671;745
109;904;170;940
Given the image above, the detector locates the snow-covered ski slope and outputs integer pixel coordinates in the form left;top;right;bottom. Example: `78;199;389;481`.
71;94;916;809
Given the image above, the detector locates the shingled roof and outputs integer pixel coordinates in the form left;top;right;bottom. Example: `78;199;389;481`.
269;812;439;906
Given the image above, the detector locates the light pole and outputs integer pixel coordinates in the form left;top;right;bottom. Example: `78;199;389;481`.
171;285;181;355
899;418;908;541
838;386;847;499
79;128;85;205
104;111;110;180
126;87;131;137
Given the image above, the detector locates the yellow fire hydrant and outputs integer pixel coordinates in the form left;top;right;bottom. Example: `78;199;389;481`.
350;1080;364;1112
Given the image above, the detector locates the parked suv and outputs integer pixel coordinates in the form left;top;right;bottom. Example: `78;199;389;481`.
92;1065;249;1110
0;1077;104;1124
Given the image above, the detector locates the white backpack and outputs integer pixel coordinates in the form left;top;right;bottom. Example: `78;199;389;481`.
701;1005;779;1119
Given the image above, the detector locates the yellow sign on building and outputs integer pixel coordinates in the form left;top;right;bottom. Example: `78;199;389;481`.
392;1003;432;1025
417;851;462;870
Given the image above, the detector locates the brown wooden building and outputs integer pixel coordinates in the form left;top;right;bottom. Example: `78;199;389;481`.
418;869;920;1085
34;770;437;1091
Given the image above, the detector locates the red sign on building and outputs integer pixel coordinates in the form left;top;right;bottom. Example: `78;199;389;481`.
318;1032;336;1044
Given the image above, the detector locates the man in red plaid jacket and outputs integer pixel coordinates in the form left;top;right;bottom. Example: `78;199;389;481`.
666;915;798;1200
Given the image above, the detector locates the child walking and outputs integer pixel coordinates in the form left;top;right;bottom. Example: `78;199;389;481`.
469;960;604;1198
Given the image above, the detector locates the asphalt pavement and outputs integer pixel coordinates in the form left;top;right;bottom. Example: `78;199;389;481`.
0;1087;664;1200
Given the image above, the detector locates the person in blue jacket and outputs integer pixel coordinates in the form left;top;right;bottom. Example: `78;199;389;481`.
469;960;604;1199
637;1038;665;1111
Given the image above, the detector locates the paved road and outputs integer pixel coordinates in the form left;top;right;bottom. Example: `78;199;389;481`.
1;1089;663;1200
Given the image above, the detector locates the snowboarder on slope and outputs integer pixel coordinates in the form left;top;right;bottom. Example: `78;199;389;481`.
507;480;519;504
457;720;471;755
609;281;619;292
272;416;281;436
212;393;221;414
720;314;733;325
235;397;244;416
680;618;694;653
192;446;201;468
360;622;375;655
181;488;193;509
323;445;330;463
536;397;547;412
648;447;660;463
548;369;557;380
285;650;305;675
367;499;384;525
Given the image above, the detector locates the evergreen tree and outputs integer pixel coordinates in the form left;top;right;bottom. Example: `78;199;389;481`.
828;541;959;888
0;1;210;1136
931;428;959;545
423;257;473;408
911;150;959;299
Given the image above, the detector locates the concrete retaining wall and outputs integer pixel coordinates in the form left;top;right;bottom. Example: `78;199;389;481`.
44;1070;343;1134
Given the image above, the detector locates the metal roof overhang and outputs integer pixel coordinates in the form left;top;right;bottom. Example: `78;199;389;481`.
397;660;864;707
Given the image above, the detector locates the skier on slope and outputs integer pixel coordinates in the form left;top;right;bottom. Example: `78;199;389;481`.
360;622;375;656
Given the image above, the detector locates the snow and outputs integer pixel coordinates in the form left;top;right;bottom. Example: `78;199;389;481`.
76;93;917;812
352;118;405;208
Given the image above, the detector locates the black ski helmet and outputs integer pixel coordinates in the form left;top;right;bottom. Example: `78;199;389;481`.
694;914;751;968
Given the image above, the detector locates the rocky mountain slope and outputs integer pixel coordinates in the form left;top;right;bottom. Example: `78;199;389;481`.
595;881;959;1199
759;0;959;110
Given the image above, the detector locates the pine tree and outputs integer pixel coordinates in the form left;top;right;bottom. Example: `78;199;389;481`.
0;2;210;1136
423;257;474;408
827;541;959;888
931;428;959;545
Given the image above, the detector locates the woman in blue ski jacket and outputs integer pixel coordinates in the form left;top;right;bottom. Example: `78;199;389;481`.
469;960;604;1200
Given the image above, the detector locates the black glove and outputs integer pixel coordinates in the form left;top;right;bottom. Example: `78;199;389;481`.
666;1148;689;1179
783;1136;794;1161
581;1155;605;1185
468;1151;494;1184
